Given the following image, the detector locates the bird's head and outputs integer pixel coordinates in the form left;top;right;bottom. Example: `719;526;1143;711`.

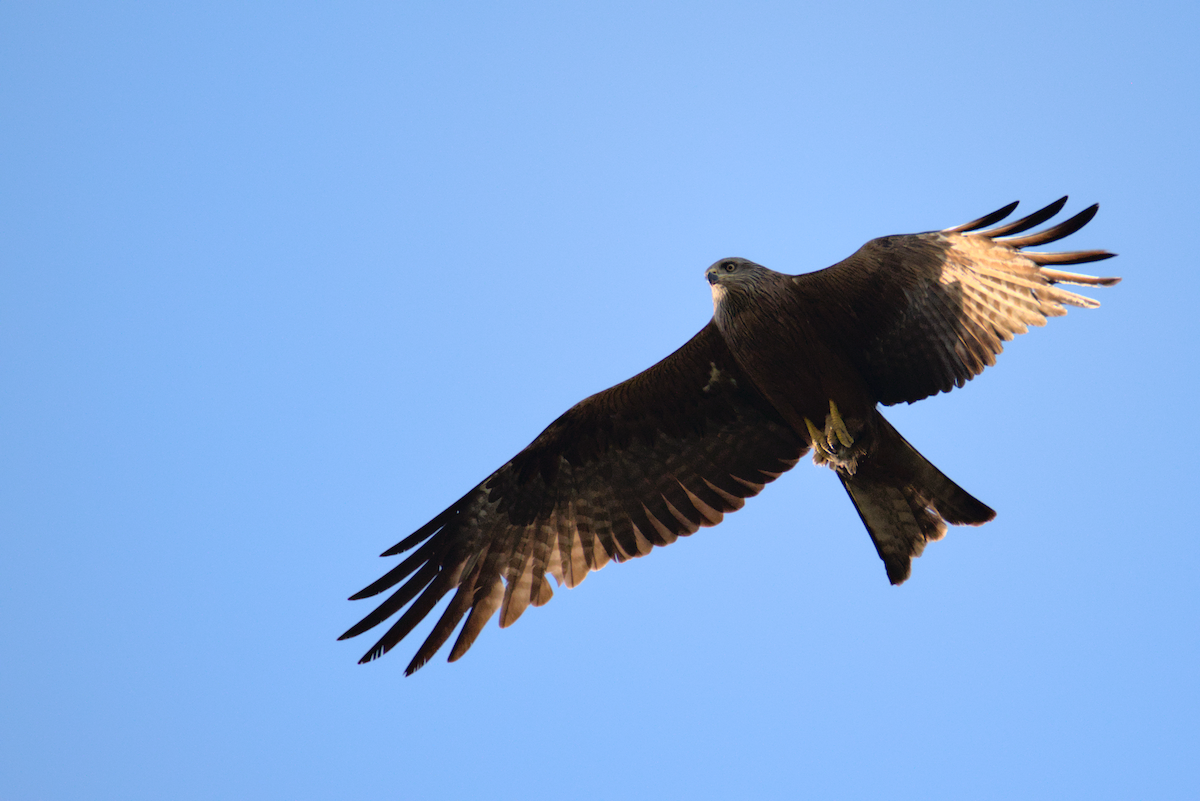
706;257;768;312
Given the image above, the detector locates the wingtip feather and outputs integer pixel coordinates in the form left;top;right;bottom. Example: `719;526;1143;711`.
944;200;1019;233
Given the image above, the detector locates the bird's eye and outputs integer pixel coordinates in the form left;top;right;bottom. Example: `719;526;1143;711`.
722;261;736;272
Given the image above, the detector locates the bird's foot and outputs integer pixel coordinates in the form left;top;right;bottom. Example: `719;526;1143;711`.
826;399;854;449
805;400;860;475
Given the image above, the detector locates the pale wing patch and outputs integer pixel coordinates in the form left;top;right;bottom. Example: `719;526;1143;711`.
942;234;1109;342
703;477;747;508
642;504;681;546
681;483;727;525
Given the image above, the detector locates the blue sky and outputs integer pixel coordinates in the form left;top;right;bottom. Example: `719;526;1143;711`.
3;2;1197;799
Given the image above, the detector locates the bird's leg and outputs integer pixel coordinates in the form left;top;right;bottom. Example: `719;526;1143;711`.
804;399;860;474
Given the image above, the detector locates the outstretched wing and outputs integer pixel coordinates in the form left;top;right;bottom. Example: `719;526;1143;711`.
796;197;1120;405
340;321;806;674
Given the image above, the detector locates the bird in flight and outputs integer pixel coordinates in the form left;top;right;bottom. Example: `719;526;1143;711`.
341;197;1118;675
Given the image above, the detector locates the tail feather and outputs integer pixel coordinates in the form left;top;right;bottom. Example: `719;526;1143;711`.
841;415;994;584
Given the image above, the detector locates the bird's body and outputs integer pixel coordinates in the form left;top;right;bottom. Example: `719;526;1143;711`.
711;260;875;437
341;198;1118;674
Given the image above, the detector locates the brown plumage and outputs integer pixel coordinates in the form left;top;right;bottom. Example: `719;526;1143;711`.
341;197;1119;674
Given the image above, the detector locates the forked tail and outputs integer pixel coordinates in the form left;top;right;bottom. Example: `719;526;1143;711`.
840;414;994;584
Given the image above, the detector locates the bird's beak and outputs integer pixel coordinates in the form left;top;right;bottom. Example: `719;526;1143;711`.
706;269;719;285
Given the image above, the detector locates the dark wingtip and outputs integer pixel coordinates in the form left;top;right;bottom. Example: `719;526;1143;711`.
338;620;369;641
356;641;388;663
945;200;1020;233
981;196;1068;238
381;541;410;557
997;202;1102;249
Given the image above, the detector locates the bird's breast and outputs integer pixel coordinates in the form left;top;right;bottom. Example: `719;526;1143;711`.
721;311;873;437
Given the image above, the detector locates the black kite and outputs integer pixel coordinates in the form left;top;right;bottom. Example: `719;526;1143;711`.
341;198;1118;674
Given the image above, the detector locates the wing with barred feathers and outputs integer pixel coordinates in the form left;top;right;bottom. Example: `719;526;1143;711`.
339;321;806;674
795;197;1120;405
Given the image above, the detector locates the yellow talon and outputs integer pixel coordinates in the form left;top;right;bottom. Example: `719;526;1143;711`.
828;400;854;449
804;416;824;446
